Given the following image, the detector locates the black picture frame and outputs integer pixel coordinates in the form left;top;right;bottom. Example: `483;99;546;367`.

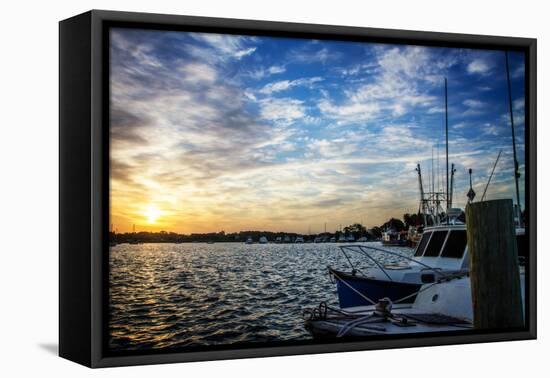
59;9;537;368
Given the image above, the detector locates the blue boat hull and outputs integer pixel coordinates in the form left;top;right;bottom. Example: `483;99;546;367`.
330;269;421;308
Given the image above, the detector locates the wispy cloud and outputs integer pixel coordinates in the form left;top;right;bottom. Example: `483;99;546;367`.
189;33;258;60
259;77;323;94
243;65;286;80
467;58;491;74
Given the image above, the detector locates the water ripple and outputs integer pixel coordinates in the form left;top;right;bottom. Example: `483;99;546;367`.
109;242;412;351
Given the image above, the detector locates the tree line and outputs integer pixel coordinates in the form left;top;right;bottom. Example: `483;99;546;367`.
109;212;438;244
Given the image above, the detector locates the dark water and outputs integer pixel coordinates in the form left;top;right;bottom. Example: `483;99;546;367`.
109;242;412;351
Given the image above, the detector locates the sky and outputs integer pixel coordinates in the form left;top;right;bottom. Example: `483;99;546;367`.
109;27;526;234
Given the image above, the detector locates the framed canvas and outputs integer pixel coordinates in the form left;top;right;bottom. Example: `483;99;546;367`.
59;10;537;368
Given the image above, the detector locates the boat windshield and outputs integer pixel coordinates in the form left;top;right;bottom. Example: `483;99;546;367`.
440;230;467;258
423;231;447;257
414;232;431;257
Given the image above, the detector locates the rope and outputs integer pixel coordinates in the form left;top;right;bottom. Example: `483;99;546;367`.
303;302;355;321
330;270;377;305
336;314;386;337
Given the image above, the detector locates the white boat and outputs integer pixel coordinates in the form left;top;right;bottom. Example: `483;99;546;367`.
329;223;526;308
245;237;253;244
295;236;304;243
305;272;525;338
259;236;268;244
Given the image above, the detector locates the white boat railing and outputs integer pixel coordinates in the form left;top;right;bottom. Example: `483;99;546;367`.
337;244;451;282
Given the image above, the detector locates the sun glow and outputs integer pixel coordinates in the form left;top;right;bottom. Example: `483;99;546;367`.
143;205;162;224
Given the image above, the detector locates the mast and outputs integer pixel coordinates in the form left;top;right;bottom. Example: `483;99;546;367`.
431;147;435;195
505;51;522;225
449;163;456;208
445;78;450;212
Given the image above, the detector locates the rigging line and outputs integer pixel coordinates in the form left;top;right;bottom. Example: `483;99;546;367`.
505;51;522;223
445;78;449;211
330;269;377;305
481;149;503;202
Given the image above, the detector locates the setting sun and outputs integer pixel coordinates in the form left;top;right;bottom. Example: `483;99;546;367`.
143;205;162;224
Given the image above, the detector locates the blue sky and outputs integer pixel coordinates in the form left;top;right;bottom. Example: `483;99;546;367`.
109;28;526;234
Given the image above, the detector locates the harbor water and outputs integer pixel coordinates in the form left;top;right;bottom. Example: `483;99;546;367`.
109;242;414;351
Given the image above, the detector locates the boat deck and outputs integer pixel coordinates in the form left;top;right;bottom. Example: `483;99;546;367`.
305;304;472;338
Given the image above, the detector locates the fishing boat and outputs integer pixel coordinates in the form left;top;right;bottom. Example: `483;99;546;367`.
259;236;268;244
304;270;525;338
245;237;254;244
381;229;409;247
329;223;526;308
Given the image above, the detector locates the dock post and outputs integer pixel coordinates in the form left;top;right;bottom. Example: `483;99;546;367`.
466;199;523;329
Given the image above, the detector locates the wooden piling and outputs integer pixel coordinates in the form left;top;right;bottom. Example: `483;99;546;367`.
466;199;523;329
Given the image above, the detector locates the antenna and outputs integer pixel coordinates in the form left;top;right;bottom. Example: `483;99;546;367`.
481;149;503;202
445;78;450;211
449;163;456;208
437;144;440;191
505;51;522;225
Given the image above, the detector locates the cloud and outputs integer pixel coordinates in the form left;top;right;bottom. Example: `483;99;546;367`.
288;45;339;64
244;65;286;80
463;99;484;108
482;123;500;136
318;99;380;122
259;98;306;123
512;64;525;79
259;77;323;94
179;62;217;84
513;98;524;111
188;33;258;61
308;138;358;158
315;46;443;125
467;59;491;74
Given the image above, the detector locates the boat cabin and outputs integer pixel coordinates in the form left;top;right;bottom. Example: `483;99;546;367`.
413;225;468;270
